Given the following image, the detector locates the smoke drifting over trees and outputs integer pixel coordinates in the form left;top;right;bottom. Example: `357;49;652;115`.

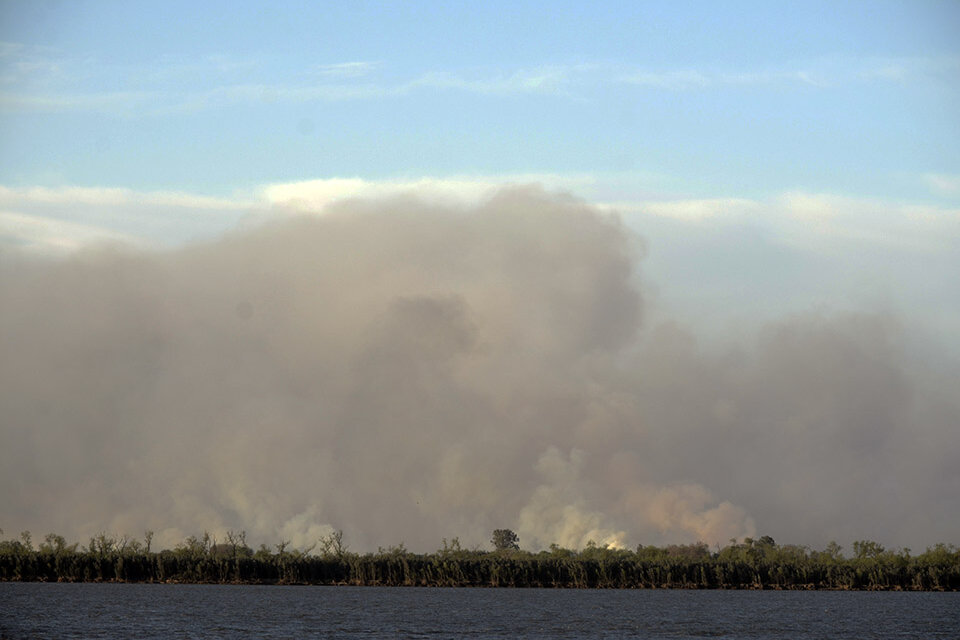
1;186;957;552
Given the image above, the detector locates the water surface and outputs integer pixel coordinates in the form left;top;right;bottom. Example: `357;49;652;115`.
2;583;957;639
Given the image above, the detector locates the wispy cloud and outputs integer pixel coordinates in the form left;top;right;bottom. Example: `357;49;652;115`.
0;41;65;87
600;197;762;221
5;177;959;259
0;39;586;115
147;53;262;84
0;185;257;250
0;68;569;115
315;61;380;78
0;90;158;113
144;82;395;116
618;69;713;90
619;67;836;90
0;185;251;209
774;191;960;253
618;65;832;90
857;55;960;83
924;173;960;197
4;46;953;115
411;65;579;96
0;210;139;253
606;190;960;253
618;55;960;91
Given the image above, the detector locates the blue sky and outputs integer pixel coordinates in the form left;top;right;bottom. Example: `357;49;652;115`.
1;0;958;197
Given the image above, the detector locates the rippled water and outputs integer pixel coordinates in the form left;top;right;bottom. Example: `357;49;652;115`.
1;583;958;639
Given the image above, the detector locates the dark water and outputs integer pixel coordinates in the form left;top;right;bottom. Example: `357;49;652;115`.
1;583;958;639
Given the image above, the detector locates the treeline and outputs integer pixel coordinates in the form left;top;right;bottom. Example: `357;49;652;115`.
2;530;959;590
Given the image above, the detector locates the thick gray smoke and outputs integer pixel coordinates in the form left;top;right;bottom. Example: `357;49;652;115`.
1;187;957;552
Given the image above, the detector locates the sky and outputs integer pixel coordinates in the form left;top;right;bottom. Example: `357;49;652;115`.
1;1;959;553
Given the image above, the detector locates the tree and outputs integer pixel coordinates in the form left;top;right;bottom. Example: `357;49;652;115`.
439;537;463;556
319;529;348;558
491;529;519;551
822;540;843;560
41;533;68;555
853;540;885;560
226;530;248;558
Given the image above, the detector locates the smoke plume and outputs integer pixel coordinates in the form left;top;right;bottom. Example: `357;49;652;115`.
1;186;957;551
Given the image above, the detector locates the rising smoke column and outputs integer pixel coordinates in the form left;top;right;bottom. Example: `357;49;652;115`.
1;186;957;551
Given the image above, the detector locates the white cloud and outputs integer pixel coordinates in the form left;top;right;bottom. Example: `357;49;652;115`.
0;185;257;251
859;55;960;83
779;191;846;222
412;66;576;95
315;61;379;78
598;189;959;254
0;210;139;253
617;56;960;92
5;177;600;254
5;50;958;115
0;41;64;85
619;69;712;90
603;197;761;221
794;70;830;87
0;41;24;57
5;65;574;115
618;67;818;90
776;191;960;251
0;90;158;114
619;66;836;90
263;176;505;212
261;172;619;213
0;61;581;115
0;185;249;209
924;173;960;196
4;178;959;258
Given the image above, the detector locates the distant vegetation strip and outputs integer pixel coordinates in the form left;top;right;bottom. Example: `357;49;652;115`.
2;531;959;590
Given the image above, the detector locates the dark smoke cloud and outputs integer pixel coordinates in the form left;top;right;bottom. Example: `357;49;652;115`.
1;186;957;552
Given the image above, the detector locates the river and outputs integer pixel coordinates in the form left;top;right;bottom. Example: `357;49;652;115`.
1;583;957;638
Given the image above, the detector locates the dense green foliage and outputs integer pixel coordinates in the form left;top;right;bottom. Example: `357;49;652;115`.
491;529;521;552
2;530;958;590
